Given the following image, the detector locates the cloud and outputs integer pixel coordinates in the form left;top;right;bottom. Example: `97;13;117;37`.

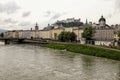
0;18;18;26
115;0;120;12
44;10;67;21
18;21;36;30
107;14;113;18
41;12;66;28
18;21;31;26
44;11;52;17
50;12;66;20
22;11;31;17
103;0;120;18
0;1;20;14
4;18;18;24
50;13;62;20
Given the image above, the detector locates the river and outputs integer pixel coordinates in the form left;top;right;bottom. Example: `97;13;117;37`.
0;42;120;80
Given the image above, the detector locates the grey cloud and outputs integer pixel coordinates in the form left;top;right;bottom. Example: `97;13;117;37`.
108;14;113;18
50;13;62;20
22;12;31;17
44;11;66;20
18;22;35;30
44;11;52;17
50;12;66;20
42;11;66;28
0;18;18;26
115;0;120;12
108;0;120;18
40;13;65;29
4;18;18;24
0;1;20;14
103;0;120;12
18;21;31;26
103;0;120;18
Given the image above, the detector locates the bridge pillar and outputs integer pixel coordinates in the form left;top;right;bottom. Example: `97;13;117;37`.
5;39;10;44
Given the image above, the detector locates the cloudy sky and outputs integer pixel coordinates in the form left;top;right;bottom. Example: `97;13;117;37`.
0;0;120;30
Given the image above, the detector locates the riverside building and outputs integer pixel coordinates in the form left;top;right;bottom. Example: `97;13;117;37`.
93;16;116;46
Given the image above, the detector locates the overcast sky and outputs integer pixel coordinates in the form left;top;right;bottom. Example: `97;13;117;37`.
0;0;120;30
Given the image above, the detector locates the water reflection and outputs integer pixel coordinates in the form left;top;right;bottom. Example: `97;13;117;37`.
80;56;95;80
0;44;119;80
117;64;120;80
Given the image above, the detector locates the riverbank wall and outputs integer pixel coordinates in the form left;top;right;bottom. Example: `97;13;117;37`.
43;42;120;61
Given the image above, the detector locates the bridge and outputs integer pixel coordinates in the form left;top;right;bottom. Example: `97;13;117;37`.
0;37;47;44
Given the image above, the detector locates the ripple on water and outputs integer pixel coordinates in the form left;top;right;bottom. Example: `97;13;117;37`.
0;44;119;80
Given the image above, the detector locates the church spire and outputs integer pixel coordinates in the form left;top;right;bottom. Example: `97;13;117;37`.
35;22;39;30
85;19;88;25
36;22;38;26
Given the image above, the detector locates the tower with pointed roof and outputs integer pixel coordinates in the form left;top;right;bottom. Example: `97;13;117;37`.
85;19;88;25
35;23;39;30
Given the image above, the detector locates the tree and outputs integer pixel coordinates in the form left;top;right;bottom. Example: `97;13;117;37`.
58;31;65;42
70;32;77;42
117;29;120;40
56;21;84;27
0;33;3;37
58;31;77;42
82;24;95;40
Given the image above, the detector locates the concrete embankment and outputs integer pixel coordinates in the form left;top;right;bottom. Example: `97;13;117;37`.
43;42;120;61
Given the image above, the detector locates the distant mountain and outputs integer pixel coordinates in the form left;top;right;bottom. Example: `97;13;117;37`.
0;29;7;33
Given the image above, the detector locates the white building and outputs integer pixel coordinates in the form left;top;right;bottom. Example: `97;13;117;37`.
19;30;31;39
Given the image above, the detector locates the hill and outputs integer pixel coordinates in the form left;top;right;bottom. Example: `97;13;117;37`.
0;29;7;33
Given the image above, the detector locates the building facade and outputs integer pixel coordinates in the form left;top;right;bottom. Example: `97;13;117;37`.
93;16;116;46
51;28;64;40
38;30;51;39
73;28;83;41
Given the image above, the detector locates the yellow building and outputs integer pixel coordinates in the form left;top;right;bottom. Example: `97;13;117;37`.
30;30;36;39
13;31;19;38
51;28;64;40
65;27;73;32
38;30;51;39
114;35;119;41
4;30;19;38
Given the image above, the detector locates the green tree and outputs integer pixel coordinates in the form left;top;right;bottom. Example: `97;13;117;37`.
70;32;77;42
58;31;77;42
63;22;83;27
82;24;95;40
58;31;66;42
0;33;3;37
117;29;120;40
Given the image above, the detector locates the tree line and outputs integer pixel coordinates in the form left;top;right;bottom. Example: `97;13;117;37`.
58;31;77;42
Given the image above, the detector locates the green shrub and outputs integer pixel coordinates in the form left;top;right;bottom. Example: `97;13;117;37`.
44;43;120;61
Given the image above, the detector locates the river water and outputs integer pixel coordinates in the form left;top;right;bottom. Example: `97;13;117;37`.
0;42;120;80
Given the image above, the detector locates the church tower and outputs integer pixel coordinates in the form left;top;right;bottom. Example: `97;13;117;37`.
35;23;39;30
85;19;88;25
